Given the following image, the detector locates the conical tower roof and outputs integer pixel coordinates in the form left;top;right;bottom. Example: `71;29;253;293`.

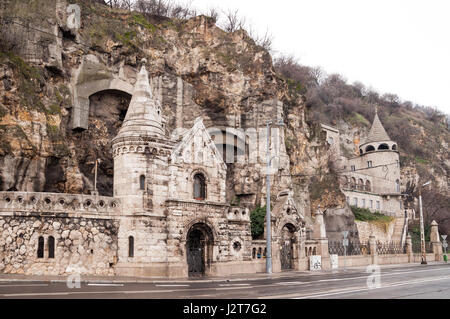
364;110;391;143
115;61;164;140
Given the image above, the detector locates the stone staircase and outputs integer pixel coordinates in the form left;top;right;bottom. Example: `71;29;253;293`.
391;216;407;244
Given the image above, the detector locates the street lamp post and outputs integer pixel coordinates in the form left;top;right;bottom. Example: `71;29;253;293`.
265;119;285;274
419;181;431;265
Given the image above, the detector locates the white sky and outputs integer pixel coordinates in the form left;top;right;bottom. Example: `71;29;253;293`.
177;0;450;114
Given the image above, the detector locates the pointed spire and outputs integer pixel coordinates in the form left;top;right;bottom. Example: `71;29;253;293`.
365;109;391;143
115;59;164;139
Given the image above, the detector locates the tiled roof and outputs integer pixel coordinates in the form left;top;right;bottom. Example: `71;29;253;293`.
365;112;391;143
116;62;164;139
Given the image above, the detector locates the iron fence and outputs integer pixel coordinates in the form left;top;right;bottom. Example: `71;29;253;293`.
376;241;405;255
411;241;433;253
328;240;370;256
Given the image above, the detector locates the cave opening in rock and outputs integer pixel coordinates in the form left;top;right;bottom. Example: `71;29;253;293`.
68;89;133;197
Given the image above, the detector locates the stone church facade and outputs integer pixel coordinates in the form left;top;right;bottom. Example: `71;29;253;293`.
0;62;313;277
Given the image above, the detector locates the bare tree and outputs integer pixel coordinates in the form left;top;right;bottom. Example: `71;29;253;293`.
248;27;273;52
119;0;133;10
205;7;219;23
221;9;246;33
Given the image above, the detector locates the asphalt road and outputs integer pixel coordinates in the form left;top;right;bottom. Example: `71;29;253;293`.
1;263;450;299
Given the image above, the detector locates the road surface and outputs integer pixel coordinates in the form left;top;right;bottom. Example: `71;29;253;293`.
0;263;449;299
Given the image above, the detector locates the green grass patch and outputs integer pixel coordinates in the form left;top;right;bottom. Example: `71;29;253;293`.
348;112;370;127
131;14;157;33
0;51;46;113
351;206;394;232
414;157;429;165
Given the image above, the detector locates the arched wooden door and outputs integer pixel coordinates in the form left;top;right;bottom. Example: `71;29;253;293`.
186;223;214;277
280;224;296;270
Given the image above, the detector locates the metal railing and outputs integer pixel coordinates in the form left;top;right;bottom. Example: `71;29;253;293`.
328;240;370;256
343;184;400;195
376;241;405;254
411;241;433;254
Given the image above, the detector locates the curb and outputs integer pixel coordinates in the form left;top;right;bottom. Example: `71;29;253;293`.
0;262;447;284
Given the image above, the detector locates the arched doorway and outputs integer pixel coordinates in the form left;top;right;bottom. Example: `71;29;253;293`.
280;224;296;270
186;223;214;277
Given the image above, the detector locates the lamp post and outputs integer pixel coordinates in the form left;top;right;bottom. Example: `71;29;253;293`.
419;181;431;265
265;119;285;274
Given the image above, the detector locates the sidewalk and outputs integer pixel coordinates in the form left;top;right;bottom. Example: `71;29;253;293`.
0;261;446;284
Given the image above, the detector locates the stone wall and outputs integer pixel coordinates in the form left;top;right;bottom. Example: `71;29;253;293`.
355;219;395;243
346;150;400;194
0;215;118;275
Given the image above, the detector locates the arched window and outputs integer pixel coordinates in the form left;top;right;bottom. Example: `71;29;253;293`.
396;180;400;193
257;247;262;259
48;236;55;259
139;175;145;190
358;179;364;190
351;177;357;189
365;145;375;152
313;247;317;255
37;236;44;258
392;144;398;151
365;180;371;192
252;248;256;259
128;236;134;258
193;173;206;200
378;143;389;150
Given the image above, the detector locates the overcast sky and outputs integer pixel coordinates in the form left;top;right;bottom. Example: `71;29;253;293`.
177;0;450;114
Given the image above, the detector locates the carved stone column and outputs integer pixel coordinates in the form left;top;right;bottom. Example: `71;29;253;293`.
406;234;413;263
430;220;443;261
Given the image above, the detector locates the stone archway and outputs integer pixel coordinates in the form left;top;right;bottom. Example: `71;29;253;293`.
280;223;296;270
73;78;134;130
186;223;214;277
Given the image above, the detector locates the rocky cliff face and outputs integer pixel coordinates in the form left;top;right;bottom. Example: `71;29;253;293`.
0;0;335;216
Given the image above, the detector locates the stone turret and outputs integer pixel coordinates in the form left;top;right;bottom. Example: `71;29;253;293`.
114;59;164;140
359;109;398;154
111;60;172;215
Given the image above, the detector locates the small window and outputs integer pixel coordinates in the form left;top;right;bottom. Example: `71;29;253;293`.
376;201;380;210
353;198;358;207
48;236;55;259
128;236;134;258
139;175;145;190
252;248;256;259
193;173;206;200
396;179;400;193
37;236;44;258
367;161;373;168
370;200;373;209
366;145;375;152
351;165;356;172
362;199;366;208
